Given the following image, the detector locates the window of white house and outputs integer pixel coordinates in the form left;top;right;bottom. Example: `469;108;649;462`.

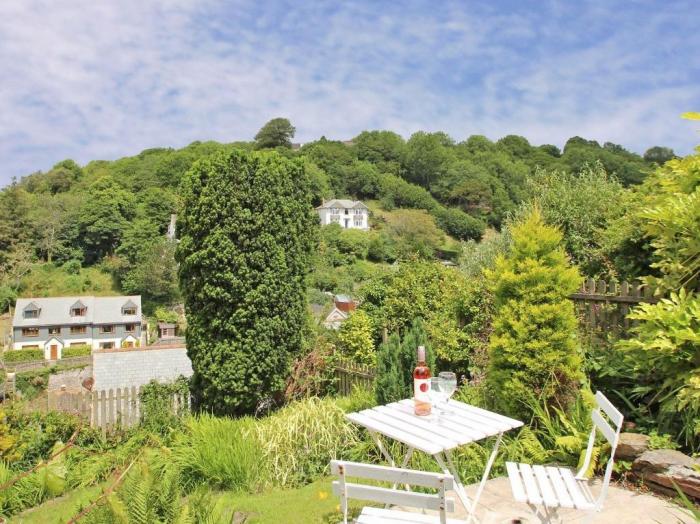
100;325;114;334
70;342;86;347
125;324;136;333
122;307;137;315
22;345;39;349
70;326;86;335
22;328;39;337
354;209;363;215
71;307;86;316
354;218;363;226
24;309;39;319
331;208;339;214
99;342;115;349
330;216;340;223
48;326;60;335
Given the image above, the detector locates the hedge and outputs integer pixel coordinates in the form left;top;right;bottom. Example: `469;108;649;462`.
62;345;92;358
3;349;44;363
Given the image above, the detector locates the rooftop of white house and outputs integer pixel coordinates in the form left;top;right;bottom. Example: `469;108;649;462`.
315;199;369;210
13;296;142;327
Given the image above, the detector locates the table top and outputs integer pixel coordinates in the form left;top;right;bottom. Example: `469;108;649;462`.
346;398;523;455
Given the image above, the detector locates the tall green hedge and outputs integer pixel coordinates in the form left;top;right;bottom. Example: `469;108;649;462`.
177;149;317;415
485;208;583;419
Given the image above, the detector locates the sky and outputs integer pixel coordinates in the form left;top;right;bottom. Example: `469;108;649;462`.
1;0;699;184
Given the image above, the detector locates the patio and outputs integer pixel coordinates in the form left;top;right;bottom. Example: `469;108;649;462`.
406;477;693;523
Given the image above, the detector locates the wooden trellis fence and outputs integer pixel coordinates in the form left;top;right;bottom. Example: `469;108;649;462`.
569;278;658;341
48;386;190;434
335;358;375;395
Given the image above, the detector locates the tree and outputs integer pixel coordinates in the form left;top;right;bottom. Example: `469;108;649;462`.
337;310;375;365
384;209;444;259
485;208;583;419
177;149;316;414
121;238;179;307
353;130;405;174
643;146;676;164
254;118;296;149
403;131;454;188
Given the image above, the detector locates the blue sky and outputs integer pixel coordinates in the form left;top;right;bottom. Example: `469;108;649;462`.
1;0;699;184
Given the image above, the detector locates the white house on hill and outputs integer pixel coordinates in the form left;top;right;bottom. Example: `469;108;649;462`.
316;200;369;230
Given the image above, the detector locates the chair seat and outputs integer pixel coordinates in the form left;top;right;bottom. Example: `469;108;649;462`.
355;506;467;524
506;462;596;510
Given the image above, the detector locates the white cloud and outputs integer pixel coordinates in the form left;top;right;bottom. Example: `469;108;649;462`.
0;0;698;183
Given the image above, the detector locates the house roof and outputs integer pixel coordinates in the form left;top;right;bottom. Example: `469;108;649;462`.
13;296;142;328
315;199;369;210
334;294;354;303
324;307;349;323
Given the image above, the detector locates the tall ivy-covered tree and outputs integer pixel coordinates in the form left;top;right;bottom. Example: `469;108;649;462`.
485;208;583;419
177;149;317;414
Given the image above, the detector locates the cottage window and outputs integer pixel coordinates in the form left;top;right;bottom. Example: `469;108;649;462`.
354;209;363;215
22;345;39;349
22;328;39;337
70;326;86;335
354;217;363;226
71;307;86;317
122;307;137;315
48;326;60;335
99;325;114;334
24;309;39;319
125;324;136;333
99;341;115;349
330;216;340;223
331;208;339;214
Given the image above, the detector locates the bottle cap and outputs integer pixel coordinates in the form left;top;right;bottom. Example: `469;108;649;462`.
417;345;426;361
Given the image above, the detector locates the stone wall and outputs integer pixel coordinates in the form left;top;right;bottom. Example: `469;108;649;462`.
92;346;193;391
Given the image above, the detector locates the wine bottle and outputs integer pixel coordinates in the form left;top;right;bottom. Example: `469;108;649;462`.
413;345;431;416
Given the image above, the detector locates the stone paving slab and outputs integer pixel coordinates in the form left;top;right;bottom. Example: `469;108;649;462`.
401;477;694;523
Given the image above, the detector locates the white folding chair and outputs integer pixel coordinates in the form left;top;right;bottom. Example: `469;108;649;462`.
505;391;624;523
331;460;466;524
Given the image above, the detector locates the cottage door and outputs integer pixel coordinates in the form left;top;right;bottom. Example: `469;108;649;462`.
50;345;58;360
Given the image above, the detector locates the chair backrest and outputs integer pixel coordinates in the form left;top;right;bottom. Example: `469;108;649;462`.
330;460;455;524
576;391;624;510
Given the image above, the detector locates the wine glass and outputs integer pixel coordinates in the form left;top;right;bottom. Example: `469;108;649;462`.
428;377;446;420
438;372;457;411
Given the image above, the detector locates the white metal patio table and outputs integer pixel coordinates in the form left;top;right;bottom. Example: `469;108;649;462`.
346;398;523;523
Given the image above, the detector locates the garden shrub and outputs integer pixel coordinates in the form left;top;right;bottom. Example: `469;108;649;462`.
177;149;317;415
255;396;361;487
61;345;91;358
617;289;700;449
139;377;190;433
485;208;583;420
337;310;375;366
3;349;43;363
173;413;261;492
433;205;485;241
375;320;435;405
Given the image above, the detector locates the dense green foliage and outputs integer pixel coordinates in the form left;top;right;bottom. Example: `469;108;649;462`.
254;117;296;149
177;149;316;415
375;320;435;405
486;209;583;419
61;345;92;358
336;310;375;366
3;349;43;363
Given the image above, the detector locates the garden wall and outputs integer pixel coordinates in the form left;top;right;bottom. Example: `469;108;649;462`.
92;345;193;391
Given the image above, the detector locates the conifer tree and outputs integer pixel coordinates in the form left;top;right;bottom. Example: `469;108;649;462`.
485;208;582;419
177;149;316;415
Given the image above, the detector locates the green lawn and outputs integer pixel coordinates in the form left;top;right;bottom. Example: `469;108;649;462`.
15;478;366;524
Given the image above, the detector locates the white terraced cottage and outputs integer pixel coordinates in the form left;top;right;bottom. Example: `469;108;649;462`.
316;199;369;230
12;296;146;359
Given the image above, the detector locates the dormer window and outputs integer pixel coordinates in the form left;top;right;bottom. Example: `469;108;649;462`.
122;299;138;316
70;300;87;317
23;302;40;319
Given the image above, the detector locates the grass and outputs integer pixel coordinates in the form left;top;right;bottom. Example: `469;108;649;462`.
212;478;367;523
15;479;364;524
14;484;104;524
19;263;119;298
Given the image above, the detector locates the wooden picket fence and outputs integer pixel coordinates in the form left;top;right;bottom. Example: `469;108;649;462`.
569;278;658;341
335;357;375;395
48;386;190;433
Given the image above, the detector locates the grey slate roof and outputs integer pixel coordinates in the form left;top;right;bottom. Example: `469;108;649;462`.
13;296;142;328
315;199;369;210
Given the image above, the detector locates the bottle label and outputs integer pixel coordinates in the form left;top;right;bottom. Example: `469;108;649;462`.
414;378;430;402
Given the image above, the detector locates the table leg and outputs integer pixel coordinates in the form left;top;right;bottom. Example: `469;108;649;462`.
471;432;503;514
368;430;395;466
434;451;474;518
